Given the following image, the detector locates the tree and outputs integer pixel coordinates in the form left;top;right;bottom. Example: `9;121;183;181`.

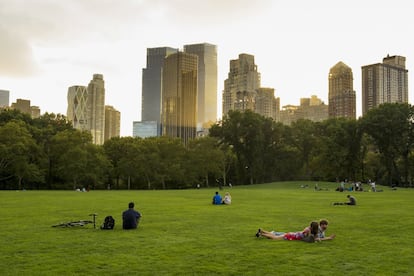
137;138;162;189
117;137;143;189
153;137;186;189
310;118;363;182
0;109;32;126
83;144;111;189
187;137;223;187
210;110;287;184
361;103;414;186
50;130;92;189
265;121;301;181
0;120;44;189
216;143;237;187
103;136;137;189
31;112;74;133
289;119;317;179
30;113;74;188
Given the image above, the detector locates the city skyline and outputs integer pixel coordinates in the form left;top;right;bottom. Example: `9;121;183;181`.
1;0;413;136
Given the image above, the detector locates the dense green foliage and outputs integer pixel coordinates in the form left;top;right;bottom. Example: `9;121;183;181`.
211;105;414;186
1;182;413;275
1;103;414;189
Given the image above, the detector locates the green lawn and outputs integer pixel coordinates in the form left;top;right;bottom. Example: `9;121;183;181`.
1;182;413;275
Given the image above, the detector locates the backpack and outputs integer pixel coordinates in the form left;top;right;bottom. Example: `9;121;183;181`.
101;215;115;230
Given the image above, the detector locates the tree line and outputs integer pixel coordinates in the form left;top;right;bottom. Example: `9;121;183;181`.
1;103;413;190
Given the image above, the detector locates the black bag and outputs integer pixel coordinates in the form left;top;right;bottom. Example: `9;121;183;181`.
101;216;115;230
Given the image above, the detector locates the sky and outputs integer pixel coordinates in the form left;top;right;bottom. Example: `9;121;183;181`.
1;0;413;136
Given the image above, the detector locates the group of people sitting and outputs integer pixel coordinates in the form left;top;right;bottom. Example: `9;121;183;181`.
255;219;336;243
212;191;232;205
118;193;351;238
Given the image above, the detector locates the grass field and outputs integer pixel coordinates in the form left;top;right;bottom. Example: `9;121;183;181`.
1;181;413;275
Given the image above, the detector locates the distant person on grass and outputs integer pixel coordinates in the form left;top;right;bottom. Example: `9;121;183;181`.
316;219;336;241
122;202;142;229
333;194;356;205
212;191;222;205
255;221;319;242
222;192;232;205
370;182;376;192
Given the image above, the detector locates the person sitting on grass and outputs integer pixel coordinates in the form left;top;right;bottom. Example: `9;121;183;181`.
122;202;142;229
255;221;319;242
333;194;356;205
212;191;222;205
222;192;232;205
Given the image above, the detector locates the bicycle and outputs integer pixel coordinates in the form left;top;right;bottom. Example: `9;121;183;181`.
52;213;98;228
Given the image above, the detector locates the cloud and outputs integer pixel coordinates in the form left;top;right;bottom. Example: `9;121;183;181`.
1;0;274;43
0;27;38;77
0;0;133;76
150;0;274;27
0;0;273;77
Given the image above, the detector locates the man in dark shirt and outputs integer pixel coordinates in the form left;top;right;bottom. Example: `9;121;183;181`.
122;202;142;229
346;195;356;205
333;195;356;205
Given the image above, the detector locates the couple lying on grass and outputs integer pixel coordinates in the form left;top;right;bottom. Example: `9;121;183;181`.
256;219;336;243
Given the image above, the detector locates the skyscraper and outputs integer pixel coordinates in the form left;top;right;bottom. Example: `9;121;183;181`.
361;55;409;115
0;90;10;108
328;61;356;119
67;74;106;145
104;105;120;141
184;43;217;130
11;99;31;114
30;106;40;118
223;54;261;116
141;47;178;135
161;52;198;145
67;85;89;131
10;98;41;118
87;74;106;145
255;87;279;120
279;95;328;125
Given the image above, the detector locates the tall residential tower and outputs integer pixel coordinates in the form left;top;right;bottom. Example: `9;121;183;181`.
328;62;356;119
222;54;261;116
104;105;120;141
87;74;106;145
361;55;408;115
255;87;279;120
